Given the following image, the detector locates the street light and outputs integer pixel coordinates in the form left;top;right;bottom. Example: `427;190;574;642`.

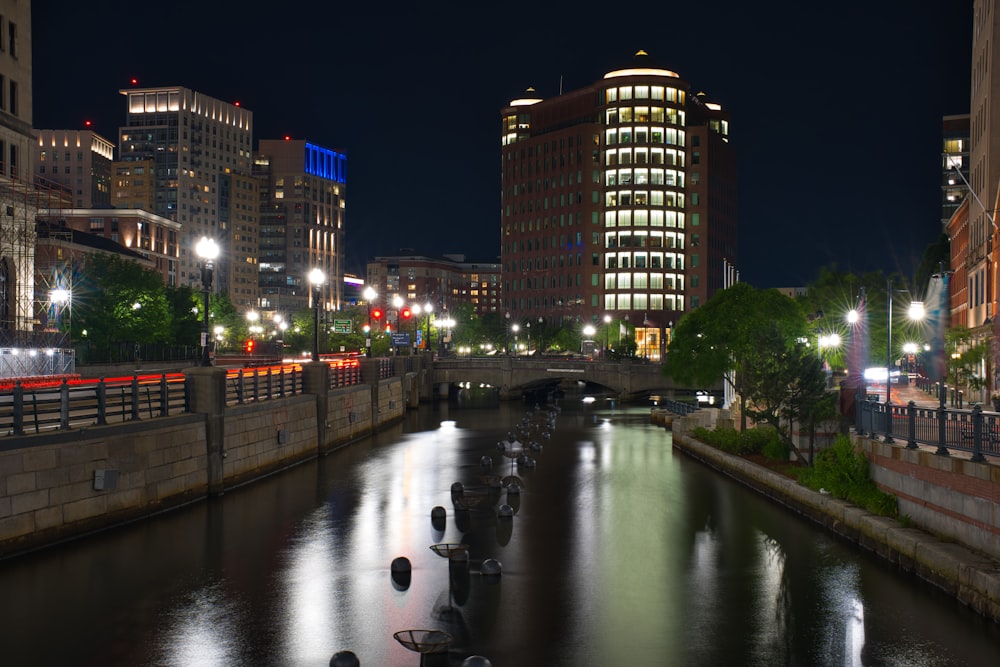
424;302;433;354
50;288;71;346
603;314;612;356
309;268;326;362
195;236;219;366
511;323;520;356
363;286;377;358
392;295;404;355
504;312;511;355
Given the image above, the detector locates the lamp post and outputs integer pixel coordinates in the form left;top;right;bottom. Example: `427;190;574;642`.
195;237;219;366
363;286;377;358
309;268;326;362
424;302;433;355
392;295;404;355
525;321;531;356
511;323;520;356
50;288;71;347
504;312;511;355
603;314;612;356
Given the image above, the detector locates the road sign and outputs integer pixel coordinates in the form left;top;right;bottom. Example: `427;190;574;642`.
391;333;411;347
332;319;352;334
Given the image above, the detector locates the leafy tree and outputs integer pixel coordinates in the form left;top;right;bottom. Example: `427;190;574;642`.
73;254;171;350
663;283;808;431
945;326;989;396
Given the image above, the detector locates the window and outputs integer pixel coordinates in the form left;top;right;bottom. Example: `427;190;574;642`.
8;21;16;58
8;79;16;117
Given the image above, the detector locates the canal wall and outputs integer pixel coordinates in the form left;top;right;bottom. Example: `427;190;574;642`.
0;365;404;559
669;410;1000;624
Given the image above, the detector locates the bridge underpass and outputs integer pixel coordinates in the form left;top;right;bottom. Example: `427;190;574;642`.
430;357;676;401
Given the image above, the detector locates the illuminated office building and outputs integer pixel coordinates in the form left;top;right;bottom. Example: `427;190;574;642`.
500;51;737;359
117;86;255;302
253;138;346;319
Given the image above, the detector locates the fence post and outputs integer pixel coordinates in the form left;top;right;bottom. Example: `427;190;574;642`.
253;369;260;402
905;401;917;449
935;401;950;457
237;369;245;405
971;404;984;460
97;378;108;425
131;375;140;421
12;380;24;435
266;367;273;399
279;366;286;398
60;378;70;430
160;374;169;416
884;398;894;444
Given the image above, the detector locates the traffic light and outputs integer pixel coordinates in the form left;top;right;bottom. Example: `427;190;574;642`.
244;338;256;354
401;307;412;320
371;308;383;321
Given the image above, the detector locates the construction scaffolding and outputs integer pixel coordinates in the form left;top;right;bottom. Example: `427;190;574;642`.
0;173;74;378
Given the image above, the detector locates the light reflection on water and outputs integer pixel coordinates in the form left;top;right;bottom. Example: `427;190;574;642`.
0;396;998;666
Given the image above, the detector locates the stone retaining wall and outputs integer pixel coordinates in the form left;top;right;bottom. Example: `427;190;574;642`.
0;371;405;559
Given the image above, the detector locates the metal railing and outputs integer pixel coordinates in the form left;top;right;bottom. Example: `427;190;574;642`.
659;398;701;415
225;365;303;405
378;358;393;380
328;362;361;390
857;395;995;461
0;374;187;436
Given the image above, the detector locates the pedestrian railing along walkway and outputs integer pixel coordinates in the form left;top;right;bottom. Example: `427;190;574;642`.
857;392;996;461
0;361;358;437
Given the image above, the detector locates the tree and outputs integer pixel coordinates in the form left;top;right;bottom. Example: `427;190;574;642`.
945;326;990;397
73;254;171;351
663;283;809;431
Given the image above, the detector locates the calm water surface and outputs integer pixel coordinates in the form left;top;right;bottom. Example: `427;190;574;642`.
1;396;998;666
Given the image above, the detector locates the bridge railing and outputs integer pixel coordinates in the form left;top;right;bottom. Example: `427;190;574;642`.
225;365;303;405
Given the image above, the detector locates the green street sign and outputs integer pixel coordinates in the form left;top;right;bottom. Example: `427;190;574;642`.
332;319;352;334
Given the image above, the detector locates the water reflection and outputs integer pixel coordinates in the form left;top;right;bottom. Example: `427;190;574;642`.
1;394;998;666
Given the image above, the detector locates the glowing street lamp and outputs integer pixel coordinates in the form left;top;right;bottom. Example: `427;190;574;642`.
308;268;326;362
195;236;219;366
363;286;377;357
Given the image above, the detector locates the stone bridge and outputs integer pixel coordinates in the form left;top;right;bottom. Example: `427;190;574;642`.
430;357;674;400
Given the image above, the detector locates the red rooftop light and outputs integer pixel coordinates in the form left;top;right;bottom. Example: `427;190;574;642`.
84;120;92;127
131;77;138;85
234;101;240;107
284;135;291;141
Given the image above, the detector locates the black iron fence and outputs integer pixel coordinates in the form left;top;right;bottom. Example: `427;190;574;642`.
857;395;996;461
225;365;303;405
76;341;200;366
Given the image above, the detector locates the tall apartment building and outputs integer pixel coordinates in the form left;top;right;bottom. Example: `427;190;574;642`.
500;51;737;360
33;129;114;208
942;114;971;228
366;253;501;317
117;86;254;300
253;139;346;320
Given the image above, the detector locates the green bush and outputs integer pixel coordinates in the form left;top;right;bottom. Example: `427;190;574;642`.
692;425;783;456
798;436;898;517
761;437;790;461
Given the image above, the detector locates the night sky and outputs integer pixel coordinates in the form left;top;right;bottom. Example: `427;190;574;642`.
31;2;973;287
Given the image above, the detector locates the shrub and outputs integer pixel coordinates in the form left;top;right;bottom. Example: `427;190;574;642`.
761;437;790;461
798;435;897;517
692;425;783;457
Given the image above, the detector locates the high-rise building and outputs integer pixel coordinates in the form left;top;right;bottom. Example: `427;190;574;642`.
500;51;737;360
942;114;970;228
33;129;114;208
253;139;346;320
111;159;155;212
117;86;254;299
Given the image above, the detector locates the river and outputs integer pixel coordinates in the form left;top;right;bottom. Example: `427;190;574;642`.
0;391;997;666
